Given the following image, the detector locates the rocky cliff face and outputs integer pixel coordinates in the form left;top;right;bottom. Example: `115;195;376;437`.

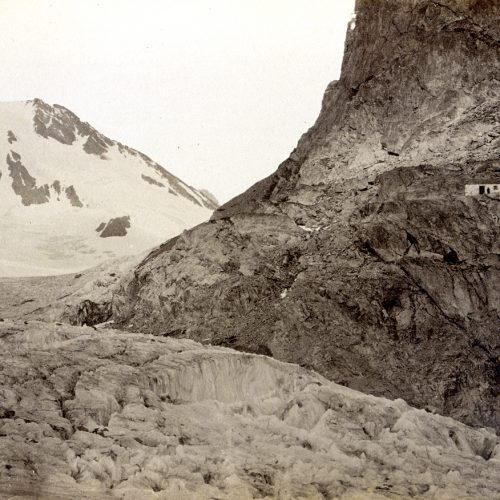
89;0;500;430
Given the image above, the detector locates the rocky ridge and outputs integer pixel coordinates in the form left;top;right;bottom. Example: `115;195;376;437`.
30;98;218;211
104;0;500;430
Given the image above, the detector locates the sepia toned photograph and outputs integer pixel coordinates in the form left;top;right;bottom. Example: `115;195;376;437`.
0;0;499;498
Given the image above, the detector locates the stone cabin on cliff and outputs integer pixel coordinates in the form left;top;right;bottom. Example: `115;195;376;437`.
465;183;500;197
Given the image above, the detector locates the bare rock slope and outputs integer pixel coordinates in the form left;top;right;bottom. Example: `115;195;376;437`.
108;0;500;430
1;321;499;499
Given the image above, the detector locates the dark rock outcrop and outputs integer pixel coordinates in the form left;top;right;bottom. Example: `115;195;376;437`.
6;151;50;205
33;99;79;145
5;151;85;208
68;299;112;326
52;180;61;195
98;216;131;238
33;98;113;156
105;0;500;430
64;185;83;207
7;130;17;144
83;132;112;158
141;173;165;187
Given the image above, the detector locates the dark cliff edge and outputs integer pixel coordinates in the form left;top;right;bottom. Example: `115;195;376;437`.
97;0;499;429
215;0;500;219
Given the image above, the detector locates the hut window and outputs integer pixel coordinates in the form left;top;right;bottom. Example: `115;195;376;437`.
479;185;485;194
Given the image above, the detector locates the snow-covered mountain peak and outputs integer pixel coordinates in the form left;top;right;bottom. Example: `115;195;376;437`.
0;99;218;276
29;98;111;156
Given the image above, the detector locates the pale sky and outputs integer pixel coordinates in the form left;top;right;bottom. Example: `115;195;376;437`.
0;0;354;203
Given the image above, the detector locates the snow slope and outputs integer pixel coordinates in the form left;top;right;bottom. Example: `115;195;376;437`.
0;99;217;276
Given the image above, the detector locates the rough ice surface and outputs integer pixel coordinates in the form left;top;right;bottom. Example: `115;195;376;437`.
0;321;498;499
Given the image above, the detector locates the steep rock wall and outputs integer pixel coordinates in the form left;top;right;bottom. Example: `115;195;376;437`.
108;0;500;429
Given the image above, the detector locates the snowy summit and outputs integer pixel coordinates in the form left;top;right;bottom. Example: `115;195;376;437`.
0;99;218;276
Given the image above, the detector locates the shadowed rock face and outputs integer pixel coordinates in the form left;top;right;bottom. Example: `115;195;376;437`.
5;150;85;208
33;99;113;157
64;185;83;207
83;132;111;158
28;98;219;210
6;151;50;205
0;321;499;499
7;130;17;144
98;216;131;238
106;0;500;430
33;99;78;145
141;173;165;187
215;0;500;219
